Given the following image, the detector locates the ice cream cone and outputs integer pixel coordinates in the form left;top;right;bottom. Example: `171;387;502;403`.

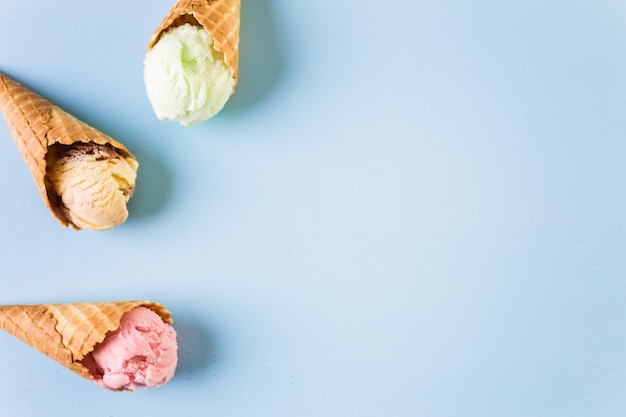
147;0;241;85
0;73;137;229
0;301;172;381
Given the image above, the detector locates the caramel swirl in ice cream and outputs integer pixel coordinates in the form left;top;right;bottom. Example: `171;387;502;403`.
45;143;138;231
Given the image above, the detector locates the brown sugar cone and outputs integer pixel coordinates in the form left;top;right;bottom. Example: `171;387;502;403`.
0;72;137;229
0;301;172;381
147;0;241;86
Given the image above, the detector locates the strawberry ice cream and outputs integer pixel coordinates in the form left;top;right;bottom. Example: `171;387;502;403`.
81;306;178;391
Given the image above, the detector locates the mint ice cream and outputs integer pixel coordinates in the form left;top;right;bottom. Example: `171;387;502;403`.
143;23;235;126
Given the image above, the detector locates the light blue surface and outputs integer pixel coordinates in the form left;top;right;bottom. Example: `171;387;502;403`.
0;1;625;416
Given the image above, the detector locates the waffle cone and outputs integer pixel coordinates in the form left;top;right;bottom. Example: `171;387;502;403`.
147;0;241;85
0;72;137;229
0;301;172;381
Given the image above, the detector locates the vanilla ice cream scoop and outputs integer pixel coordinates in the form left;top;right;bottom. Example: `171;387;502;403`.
45;143;138;231
81;306;178;391
144;23;235;126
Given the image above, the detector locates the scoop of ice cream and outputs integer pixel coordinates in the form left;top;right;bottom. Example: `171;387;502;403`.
143;23;235;126
81;306;178;391
45;143;138;231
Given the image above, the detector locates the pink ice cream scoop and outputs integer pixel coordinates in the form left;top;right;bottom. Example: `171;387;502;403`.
82;306;178;391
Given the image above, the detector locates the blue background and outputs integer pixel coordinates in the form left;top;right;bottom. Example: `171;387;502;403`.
1;1;626;416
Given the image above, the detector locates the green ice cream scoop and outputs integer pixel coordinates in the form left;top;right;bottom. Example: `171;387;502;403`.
143;24;235;126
